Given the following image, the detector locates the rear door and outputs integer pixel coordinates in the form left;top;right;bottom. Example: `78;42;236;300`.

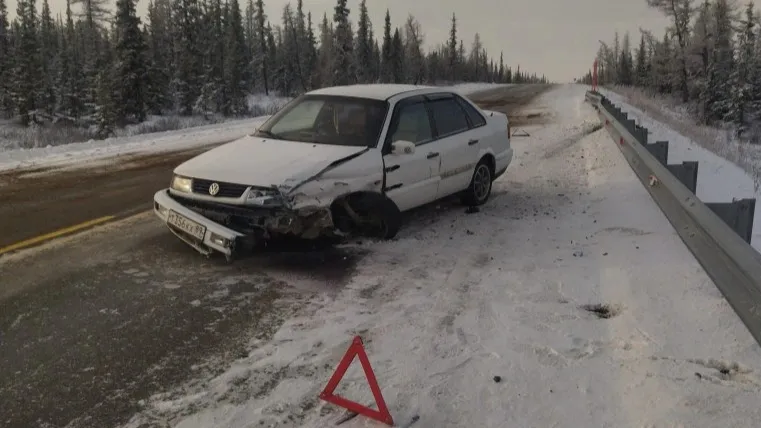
425;93;481;198
382;96;441;212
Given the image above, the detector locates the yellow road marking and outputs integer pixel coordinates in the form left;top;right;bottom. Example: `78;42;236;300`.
0;215;116;255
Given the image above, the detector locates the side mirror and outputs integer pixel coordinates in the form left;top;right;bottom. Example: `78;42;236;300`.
391;140;416;155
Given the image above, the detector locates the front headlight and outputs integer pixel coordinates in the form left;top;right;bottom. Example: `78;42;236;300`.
246;188;281;206
170;175;193;193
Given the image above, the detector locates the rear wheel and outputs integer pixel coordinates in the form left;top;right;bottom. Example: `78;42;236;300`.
461;158;493;206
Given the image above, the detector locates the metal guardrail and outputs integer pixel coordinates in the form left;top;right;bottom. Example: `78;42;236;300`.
585;90;761;347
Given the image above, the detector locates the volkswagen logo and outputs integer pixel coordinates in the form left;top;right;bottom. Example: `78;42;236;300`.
208;182;220;196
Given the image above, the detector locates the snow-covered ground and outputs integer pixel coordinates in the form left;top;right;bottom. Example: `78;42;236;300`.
0;116;270;173
449;82;513;94
0;84;507;174
120;84;761;428
595;86;761;253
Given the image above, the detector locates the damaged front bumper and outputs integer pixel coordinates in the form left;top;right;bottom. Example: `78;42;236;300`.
153;189;336;257
154;189;246;257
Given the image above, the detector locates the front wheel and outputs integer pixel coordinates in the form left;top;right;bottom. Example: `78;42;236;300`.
461;159;493;206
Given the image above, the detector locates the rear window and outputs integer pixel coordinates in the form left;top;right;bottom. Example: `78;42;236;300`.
455;95;487;127
428;98;469;136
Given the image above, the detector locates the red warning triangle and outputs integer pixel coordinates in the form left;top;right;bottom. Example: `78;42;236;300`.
319;336;394;426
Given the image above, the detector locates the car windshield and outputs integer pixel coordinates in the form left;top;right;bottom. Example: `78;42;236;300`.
255;95;388;148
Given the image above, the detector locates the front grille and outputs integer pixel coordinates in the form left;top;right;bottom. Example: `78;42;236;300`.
191;178;249;198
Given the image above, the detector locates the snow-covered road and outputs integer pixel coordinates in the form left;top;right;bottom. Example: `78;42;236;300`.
119;84;761;428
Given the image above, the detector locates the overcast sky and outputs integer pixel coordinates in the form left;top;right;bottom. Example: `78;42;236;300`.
8;0;670;82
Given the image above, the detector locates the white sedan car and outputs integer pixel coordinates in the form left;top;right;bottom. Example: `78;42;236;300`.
153;84;513;259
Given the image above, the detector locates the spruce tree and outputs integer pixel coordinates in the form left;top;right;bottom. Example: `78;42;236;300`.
172;0;203;114
0;0;11;117
113;0;148;123
355;0;372;83
731;1;756;132
448;13;458;81
14;0;40;125
380;10;392;83
254;0;269;94
224;0;247;114
390;27;403;83
39;0;57;115
635;34;647;87
332;0;354;86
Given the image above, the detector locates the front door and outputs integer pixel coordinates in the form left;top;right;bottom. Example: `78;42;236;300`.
383;99;440;212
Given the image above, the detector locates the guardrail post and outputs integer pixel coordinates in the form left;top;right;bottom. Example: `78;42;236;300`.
634;125;648;144
666;161;699;194
705;199;756;244
625;119;636;134
645;141;669;166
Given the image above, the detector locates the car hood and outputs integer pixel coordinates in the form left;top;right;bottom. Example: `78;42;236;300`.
174;135;369;189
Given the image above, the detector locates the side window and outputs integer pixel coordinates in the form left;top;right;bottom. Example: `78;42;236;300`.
455;95;487;127
388;102;433;145
428;98;470;136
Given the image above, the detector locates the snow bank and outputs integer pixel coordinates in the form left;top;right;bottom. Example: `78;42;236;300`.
596;87;761;253
0;116;268;173
120;84;761;428
246;93;292;116
450;82;513;94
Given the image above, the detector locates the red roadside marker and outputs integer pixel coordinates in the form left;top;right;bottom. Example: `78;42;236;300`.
319;336;394;426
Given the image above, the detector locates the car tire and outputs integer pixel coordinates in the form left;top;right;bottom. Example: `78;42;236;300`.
461;158;493;206
349;193;402;240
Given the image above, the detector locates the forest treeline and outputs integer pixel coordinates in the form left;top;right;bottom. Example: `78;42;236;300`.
579;0;761;140
0;0;548;136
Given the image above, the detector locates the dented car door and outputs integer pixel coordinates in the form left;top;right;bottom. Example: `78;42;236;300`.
382;96;440;212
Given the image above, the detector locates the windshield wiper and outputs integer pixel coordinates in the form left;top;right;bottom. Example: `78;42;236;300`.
256;129;283;140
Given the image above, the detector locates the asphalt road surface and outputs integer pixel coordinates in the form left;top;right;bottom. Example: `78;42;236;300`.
0;84;552;428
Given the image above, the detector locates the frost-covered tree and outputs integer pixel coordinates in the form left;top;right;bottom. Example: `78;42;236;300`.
13;0;40;125
706;0;734;122
331;0;355;86
404;15;425;84
0;0;12;117
0;0;548;131
390;27;403;82
731;2;756;132
254;0;270;94
448;13;458;81
355;0;372;83
635;33;648;87
646;0;694;102
39;0;57;114
224;0;247;113
145;0;173;114
380;9;392;83
172;0;203;114
112;0;148;123
619;32;634;86
316;12;333;86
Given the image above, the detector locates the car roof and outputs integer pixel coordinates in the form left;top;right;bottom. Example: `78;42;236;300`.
306;84;443;100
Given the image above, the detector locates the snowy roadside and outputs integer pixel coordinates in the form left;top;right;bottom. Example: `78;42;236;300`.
0;116;270;173
595;86;761;253
119;85;761;428
0;83;507;174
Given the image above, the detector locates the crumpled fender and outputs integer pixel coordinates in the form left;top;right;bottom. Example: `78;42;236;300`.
285;173;384;211
275;148;384;211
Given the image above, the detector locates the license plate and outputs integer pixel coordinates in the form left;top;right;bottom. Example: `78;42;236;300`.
167;210;206;240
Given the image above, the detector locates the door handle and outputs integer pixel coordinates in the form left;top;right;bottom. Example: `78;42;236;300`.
468;139;479;146
427;152;439;159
